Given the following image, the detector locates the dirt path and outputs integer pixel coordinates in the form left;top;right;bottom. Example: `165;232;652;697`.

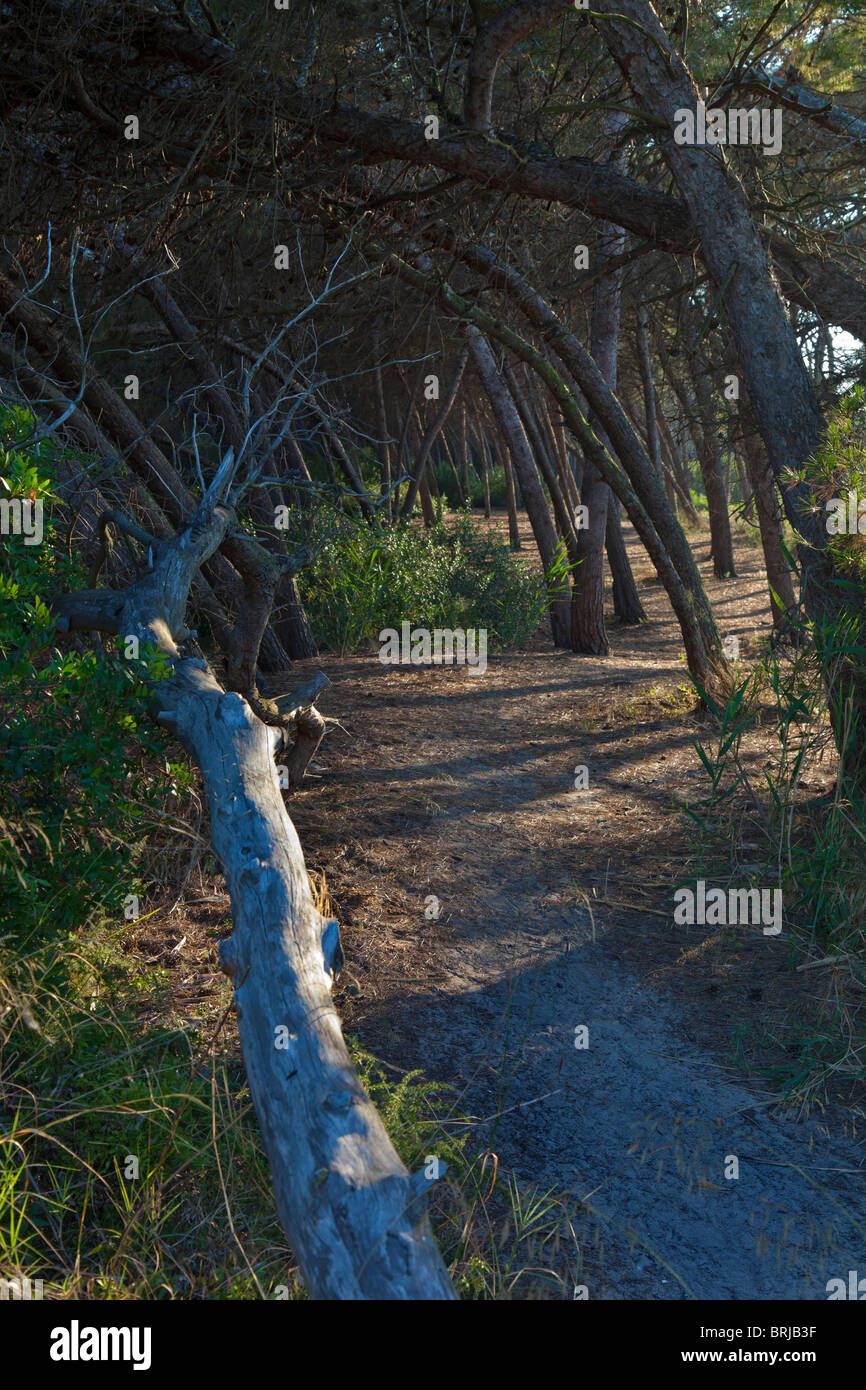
289;516;866;1299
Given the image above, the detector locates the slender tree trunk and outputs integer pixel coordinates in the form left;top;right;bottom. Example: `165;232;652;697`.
658;329;735;577
401;346;468;518
572;204;619;644
571;111;636;654
636;305;662;479
657;398;699;523
307;399;375;520
440;430;467;507
682;317;736;578
505;363;578;555
736;452;755;522
538;390;581;515
428;455;444;523
459;402;470;499
409;415;436;526
606;497;647;623
742;427;796;629
479;428;492;519
531;374;581;515
467;326;571;644
374;363;393;520
503;448;521;549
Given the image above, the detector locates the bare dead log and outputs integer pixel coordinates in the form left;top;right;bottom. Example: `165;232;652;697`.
51;456;457;1301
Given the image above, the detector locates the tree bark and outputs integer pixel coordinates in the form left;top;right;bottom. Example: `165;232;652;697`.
741;428;796;629
571;120;628;656
0;269;295;672
123;8;866;342
374;363;393;520
656;396;699;523
606;497;647;624
52;462;456;1301
504;363;578;556
680;313;736;578
439;430;467;508
401;347;469;519
502;448;521;549
467;326;571;645
390;258;723;689
459;403;470;501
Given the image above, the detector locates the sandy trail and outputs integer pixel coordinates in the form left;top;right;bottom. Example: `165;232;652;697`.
292;518;866;1299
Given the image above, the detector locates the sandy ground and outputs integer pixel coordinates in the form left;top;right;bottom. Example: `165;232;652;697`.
285;512;866;1299
146;510;866;1298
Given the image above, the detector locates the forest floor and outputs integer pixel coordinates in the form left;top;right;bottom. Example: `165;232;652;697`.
145;512;866;1299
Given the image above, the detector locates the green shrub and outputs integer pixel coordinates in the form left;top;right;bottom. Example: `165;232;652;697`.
299;512;546;654
0;404;177;947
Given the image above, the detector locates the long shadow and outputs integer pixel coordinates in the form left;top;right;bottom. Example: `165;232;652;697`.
322;731;706;838
357;916;866;1299
330;666;695;713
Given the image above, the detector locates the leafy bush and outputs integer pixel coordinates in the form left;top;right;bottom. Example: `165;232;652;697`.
790;386;866;578
0;404;177;947
299;512;546;654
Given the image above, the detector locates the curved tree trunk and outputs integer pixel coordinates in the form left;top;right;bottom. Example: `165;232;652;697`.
53;460;456;1302
569;117;630;656
392;261;724;689
742;427;796;629
606;498;647;624
0;269;296;672
503;447;521;549
390;243;724;681
467;326;571;645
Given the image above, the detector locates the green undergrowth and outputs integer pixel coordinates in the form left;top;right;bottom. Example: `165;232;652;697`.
299;511;547;655
684;398;866;1107
1;927;581;1299
0;403;577;1300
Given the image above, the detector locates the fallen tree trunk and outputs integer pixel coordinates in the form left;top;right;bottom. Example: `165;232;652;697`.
53;455;457;1301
